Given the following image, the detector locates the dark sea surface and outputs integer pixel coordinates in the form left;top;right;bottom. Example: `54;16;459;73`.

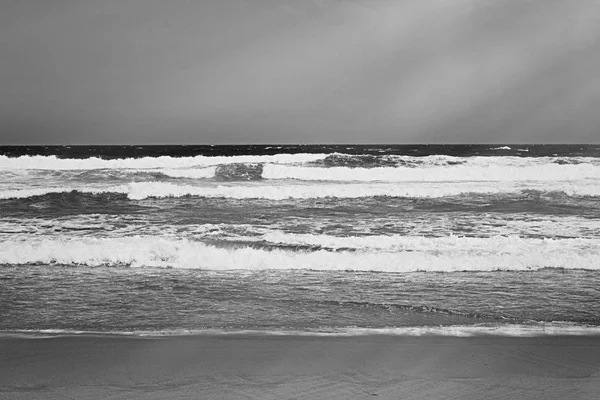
1;144;600;337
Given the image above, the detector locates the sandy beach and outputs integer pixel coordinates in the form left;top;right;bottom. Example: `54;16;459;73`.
1;335;599;399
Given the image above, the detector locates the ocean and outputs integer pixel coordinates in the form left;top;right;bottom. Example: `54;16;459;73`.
1;144;600;337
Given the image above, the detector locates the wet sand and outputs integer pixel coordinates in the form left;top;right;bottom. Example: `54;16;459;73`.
1;335;600;399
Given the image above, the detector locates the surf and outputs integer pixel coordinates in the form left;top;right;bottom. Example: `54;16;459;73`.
2;236;599;271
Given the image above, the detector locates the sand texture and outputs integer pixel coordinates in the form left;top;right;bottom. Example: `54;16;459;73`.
1;335;600;399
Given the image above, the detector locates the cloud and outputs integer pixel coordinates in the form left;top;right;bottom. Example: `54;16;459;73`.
1;0;599;143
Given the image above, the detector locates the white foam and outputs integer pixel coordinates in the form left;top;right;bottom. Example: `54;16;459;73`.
118;180;600;199
123;181;498;200
149;161;600;182
0;154;328;170
2;154;599;172
324;324;600;337
262;163;600;182
261;232;600;252
1;236;599;271
5;324;600;337
2;180;600;200
492;146;512;150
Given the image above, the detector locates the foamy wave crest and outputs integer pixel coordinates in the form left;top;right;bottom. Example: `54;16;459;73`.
0;154;327;170
261;233;600;252
262;163;600;182
309;154;469;168
1;237;599;271
3;181;600;200
122;182;510;200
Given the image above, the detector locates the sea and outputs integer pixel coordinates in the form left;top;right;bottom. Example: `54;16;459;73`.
1;144;600;337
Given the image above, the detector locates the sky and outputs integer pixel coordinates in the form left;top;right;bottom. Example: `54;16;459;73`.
1;0;599;144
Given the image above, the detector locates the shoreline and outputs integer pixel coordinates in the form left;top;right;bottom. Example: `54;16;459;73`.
4;321;600;338
2;335;599;399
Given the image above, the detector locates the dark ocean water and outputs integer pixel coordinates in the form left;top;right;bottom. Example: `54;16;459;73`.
1;144;599;336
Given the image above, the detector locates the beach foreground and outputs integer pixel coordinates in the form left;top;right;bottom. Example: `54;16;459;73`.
1;335;599;400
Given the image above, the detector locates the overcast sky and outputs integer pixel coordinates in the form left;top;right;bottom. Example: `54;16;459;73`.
2;0;599;144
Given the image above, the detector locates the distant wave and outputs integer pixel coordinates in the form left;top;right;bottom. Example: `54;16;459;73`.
6;155;600;184
157;162;600;182
1;236;599;271
260;163;600;182
0;153;328;170
308;154;468;168
3;154;600;171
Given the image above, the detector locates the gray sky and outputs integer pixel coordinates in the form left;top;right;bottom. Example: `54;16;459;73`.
2;0;599;144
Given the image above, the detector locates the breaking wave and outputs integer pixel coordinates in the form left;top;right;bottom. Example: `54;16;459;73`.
2;181;599;200
1;236;599;271
214;163;263;181
260;232;600;252
308;154;467;168
4;154;600;185
8;162;600;184
0;153;327;170
261;163;600;181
